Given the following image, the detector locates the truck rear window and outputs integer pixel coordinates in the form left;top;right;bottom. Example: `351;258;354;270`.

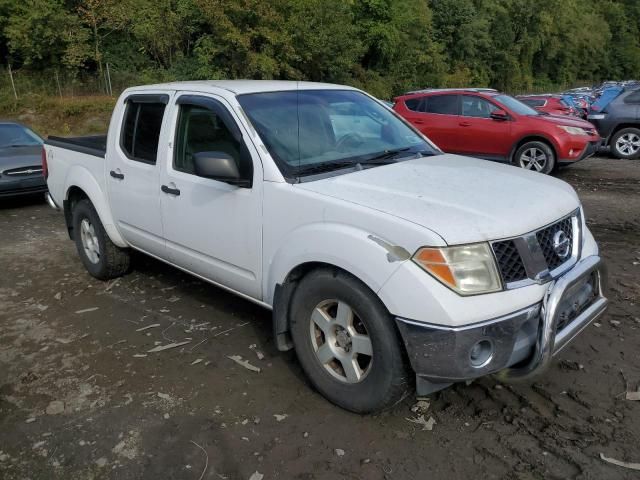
121;101;166;163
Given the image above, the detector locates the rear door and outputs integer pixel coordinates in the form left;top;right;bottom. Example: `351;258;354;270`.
158;92;263;299
107;93;171;257
413;94;460;151
457;95;512;160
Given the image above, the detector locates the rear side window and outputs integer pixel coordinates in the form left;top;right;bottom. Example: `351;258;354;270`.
624;90;640;104
404;98;423;111
121;97;167;163
424;95;458;115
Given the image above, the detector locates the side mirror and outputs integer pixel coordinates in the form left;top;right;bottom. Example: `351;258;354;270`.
490;109;509;121
193;151;249;187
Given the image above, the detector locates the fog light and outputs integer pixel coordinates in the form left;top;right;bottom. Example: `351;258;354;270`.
469;340;494;368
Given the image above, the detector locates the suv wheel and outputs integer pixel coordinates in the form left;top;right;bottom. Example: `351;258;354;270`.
289;269;410;413
514;141;555;174
611;128;640;159
72;199;131;280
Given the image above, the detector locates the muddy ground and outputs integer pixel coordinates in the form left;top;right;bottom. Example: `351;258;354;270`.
1;156;639;480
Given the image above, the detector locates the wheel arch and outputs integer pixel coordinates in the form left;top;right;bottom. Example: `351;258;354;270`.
510;135;559;164
607;123;640;146
268;223;418;351
63;166;127;247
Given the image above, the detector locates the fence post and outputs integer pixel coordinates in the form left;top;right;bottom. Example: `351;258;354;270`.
8;63;18;99
106;63;113;96
55;70;63;98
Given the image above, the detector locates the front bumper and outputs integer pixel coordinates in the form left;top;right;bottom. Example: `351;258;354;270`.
396;255;608;395
0;176;47;198
558;139;601;165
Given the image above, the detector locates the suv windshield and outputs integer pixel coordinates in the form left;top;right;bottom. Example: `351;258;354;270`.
494;94;540;116
237;89;436;178
0;124;43;148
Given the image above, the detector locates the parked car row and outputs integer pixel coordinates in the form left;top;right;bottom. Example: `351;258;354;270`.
393;88;601;173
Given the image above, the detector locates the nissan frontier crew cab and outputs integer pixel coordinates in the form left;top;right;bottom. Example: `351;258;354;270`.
43;81;608;413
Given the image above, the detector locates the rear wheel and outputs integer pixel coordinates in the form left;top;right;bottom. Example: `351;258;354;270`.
514;141;556;174
289;268;411;413
72;199;130;280
611;128;640;159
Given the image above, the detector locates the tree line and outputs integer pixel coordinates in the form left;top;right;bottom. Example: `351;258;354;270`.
1;0;639;99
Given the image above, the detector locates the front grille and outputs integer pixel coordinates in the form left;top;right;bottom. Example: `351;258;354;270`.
493;240;527;283
491;212;578;288
2;166;43;177
536;217;573;271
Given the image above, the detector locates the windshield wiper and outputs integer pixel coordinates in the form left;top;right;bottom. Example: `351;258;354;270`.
363;147;412;164
295;160;358;176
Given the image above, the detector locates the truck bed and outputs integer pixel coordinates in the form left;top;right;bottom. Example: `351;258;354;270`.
45;135;107;158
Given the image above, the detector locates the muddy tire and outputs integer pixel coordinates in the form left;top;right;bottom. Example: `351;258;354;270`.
514;141;556;174
610;128;640;160
72;199;130;280
289;268;411;413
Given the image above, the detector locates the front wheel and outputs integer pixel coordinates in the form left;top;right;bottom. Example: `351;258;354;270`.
289;269;411;413
514;141;556;174
610;128;640;159
72;199;130;280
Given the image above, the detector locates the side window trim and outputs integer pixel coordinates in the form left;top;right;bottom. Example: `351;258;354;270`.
172;94;254;186
119;93;170;165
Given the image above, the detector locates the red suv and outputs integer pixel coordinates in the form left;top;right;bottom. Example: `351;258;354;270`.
517;95;581;117
394;89;601;174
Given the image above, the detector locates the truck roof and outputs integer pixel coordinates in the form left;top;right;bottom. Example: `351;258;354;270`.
125;80;357;95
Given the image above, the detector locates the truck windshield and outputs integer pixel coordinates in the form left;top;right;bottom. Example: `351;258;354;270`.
237;90;436;178
494;95;540;116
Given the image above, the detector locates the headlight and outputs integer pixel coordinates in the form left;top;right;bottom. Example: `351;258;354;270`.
412;243;502;295
559;126;589;136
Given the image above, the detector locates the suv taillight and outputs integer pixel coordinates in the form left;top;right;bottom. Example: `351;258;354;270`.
41;146;48;180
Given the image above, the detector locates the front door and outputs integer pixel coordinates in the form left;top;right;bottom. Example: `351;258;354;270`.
457;95;512;160
159;93;263;299
107;93;171;257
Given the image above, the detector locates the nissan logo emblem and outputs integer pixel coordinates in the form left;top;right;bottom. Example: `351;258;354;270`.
552;230;570;259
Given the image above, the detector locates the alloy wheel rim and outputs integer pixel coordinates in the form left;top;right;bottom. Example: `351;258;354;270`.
309;299;373;383
616;133;640;156
519;147;548;172
80;218;100;264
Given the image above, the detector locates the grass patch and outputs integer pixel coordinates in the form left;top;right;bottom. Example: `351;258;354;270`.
0;95;115;138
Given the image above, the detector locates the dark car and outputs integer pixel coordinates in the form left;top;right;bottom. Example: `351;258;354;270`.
587;87;640;159
0;122;46;198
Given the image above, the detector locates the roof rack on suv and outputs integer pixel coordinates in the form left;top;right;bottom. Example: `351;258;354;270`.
404;88;498;95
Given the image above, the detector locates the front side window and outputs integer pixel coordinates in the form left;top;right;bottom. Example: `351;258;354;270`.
521;98;546;108
462;95;500;118
494;94;539;115
237;90;435;178
174;105;243;175
121;100;166;163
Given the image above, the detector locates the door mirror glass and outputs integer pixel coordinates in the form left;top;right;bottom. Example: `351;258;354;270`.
490;109;509;121
193;151;248;186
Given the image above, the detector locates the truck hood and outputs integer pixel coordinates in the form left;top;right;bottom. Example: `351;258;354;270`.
296;154;580;245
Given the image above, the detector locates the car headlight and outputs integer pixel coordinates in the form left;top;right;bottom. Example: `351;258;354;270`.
559;126;589;135
412;243;502;295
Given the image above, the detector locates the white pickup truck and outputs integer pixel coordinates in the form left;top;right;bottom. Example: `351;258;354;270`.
44;81;608;413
